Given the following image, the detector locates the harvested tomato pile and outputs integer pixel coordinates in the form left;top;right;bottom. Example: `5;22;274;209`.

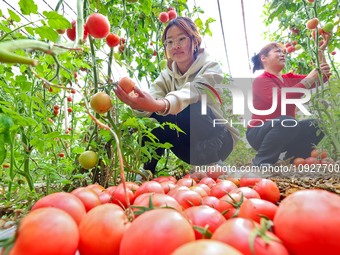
3;173;340;255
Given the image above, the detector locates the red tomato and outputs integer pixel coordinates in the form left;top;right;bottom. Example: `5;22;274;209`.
189;185;208;197
152;176;177;184
78;204;129;255
177;178;197;187
98;191;112;204
194;183;211;195
106;33;120;48
188;171;208;182
110;186;135;209
10;208;79;255
239;177;262;187
160;180;177;193
168;10;177;21
306;18;319;30
31;192;86;225
134;181;164;198
184;205;226;239
86;183;105;195
209;180;238;198
71;187;101;212
230;187;261;199
293;157;305;166
286;46;295;53
170;190;203;209
310;148;328;159
216;193;245;220
212;218;289;255
120;209;195;255
253;179;280;204
66;20;88;41
304;156;318;165
171;240;242;255
132;193;182;215
238;198;278;223
85;13;110;38
274;189;340;255
224;177;240;186
167;185;190;197
158;12;169;23
117;181;140;192
199;176;216;188
202;196;220;208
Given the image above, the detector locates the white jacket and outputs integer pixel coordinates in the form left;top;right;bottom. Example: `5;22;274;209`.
134;49;240;147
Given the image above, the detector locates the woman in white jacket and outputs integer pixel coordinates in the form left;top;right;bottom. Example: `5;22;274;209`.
115;17;239;173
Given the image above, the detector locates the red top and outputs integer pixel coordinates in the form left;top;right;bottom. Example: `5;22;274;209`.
248;71;308;127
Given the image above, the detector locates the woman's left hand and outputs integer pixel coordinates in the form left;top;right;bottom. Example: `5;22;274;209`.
319;32;331;51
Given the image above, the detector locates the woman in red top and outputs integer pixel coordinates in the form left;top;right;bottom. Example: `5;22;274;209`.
246;41;331;166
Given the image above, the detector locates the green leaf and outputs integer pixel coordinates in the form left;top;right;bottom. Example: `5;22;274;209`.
8;9;21;23
19;0;38;15
0;114;14;134
34;26;58;41
43;11;71;29
24;26;35;36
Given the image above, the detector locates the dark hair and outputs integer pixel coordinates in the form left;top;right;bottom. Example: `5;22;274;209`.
251;42;284;73
162;17;202;59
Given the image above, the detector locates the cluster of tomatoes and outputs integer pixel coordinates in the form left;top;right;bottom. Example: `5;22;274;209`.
57;13;125;51
159;7;178;23
286;16;335;55
293;148;334;166
4;170;340;255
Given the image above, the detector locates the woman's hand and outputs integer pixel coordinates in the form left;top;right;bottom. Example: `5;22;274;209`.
319;32;331;51
114;85;165;113
319;62;331;76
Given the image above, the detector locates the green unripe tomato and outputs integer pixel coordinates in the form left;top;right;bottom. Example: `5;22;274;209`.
323;22;334;33
159;59;167;70
78;151;98;169
294;44;302;51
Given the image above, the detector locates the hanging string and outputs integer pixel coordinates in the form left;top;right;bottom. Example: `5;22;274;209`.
217;0;232;76
240;0;252;75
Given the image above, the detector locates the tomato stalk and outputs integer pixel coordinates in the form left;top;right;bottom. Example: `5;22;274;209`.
0;39;82;66
76;0;85;46
30;68;135;219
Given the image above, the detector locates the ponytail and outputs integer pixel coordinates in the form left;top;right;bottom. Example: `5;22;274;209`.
251;42;284;73
251;53;262;73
